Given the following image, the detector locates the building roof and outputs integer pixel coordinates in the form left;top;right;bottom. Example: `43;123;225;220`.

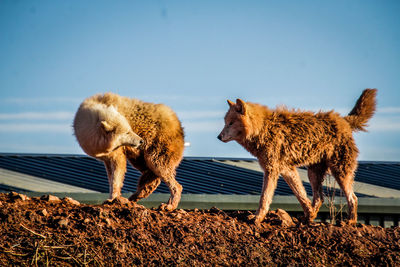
0;153;399;198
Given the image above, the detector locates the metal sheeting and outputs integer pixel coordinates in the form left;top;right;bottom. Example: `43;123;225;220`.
0;167;98;193
0;154;399;196
218;159;400;198
355;161;400;190
0;183;29;192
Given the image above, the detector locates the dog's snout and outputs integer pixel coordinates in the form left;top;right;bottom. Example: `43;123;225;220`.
217;134;222;141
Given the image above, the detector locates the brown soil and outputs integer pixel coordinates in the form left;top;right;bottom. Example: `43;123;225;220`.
1;192;399;266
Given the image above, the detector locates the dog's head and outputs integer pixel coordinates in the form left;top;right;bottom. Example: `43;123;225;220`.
218;99;248;143
97;106;144;153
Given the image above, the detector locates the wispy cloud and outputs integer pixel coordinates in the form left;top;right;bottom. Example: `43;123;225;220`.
378;107;400;114
3;97;81;105
0;123;72;133
177;110;224;120
0;143;82;154
176;109;225;133
297;106;400;116
0;112;74;120
0;105;397;135
183;121;222;133
369;117;400;132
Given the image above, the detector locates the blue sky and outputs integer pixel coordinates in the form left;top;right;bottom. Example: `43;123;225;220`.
0;0;399;160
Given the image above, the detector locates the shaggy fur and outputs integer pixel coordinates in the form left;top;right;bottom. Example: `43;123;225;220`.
218;89;377;224
73;93;185;210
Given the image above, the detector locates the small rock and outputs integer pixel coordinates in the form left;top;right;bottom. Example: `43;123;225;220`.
104;218;112;226
40;209;48;216
63;197;80;206
58;218;69;228
140;209;149;218
177;209;187;215
9;192;30;201
273;209;295;227
100;210;109;218
172;213;182;220
41;195;61;202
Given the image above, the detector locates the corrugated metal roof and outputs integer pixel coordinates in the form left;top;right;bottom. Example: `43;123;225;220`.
0;167;98;193
0;153;399;197
0;183;29;192
354;161;400;190
217;159;400;198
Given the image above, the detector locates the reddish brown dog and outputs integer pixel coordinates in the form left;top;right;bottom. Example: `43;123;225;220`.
74;93;185;210
218;89;377;224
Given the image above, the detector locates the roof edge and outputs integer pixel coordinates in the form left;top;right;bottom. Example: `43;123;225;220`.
0;153;399;164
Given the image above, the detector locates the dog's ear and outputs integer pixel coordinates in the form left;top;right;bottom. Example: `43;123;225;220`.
100;121;114;133
235;99;247;115
227;100;235;107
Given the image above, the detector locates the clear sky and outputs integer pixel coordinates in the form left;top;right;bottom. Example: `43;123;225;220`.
0;0;399;161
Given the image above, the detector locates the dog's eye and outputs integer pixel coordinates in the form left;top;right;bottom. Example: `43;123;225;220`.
229;121;233;126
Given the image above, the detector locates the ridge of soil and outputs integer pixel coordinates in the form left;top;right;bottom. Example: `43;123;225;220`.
1;192;399;266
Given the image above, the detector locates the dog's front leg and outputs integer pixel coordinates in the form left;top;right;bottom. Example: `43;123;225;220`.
103;149;127;200
281;167;313;222
252;169;279;225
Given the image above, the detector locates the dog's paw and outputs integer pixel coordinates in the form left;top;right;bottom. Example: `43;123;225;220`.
128;194;138;202
103;196;129;205
158;203;175;211
247;214;263;226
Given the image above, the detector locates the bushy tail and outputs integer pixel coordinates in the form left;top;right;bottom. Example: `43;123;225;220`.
345;89;377;131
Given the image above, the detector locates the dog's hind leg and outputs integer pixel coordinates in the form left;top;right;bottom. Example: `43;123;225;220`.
103;149;127;200
329;154;358;225
331;168;358;225
142;143;184;211
307;162;328;220
147;159;182;211
129;169;161;202
127;156;161;202
281;167;313;222
157;169;182;211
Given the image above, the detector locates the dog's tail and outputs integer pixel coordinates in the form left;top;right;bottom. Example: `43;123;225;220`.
345;89;377;132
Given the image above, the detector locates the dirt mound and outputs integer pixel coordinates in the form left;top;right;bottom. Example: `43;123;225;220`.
1;192;399;266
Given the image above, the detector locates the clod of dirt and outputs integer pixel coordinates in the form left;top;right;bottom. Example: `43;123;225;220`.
269;208;295;227
62;197;80;205
40;194;61;202
8;191;30;202
57;218;69;228
39;209;48;216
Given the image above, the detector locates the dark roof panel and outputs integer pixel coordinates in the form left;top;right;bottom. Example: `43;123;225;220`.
0;154;398;197
355;162;400;190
